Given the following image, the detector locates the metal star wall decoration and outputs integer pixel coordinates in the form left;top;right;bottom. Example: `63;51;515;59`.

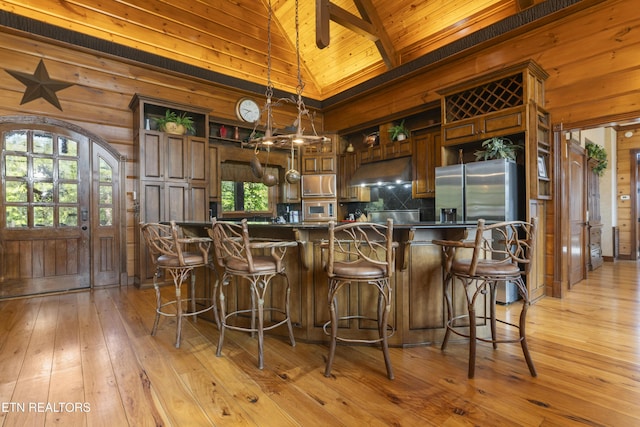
5;59;73;111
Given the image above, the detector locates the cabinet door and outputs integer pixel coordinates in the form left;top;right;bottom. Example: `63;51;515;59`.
281;151;301;202
412;129;441;198
189;184;208;222
188;136;207;183
140;132;164;180
383;138;412;159
209;145;219;200
442;107;525;146
442;118;479;145
302;155;335;173
359;145;382;164
165;182;189;221
165;134;188;181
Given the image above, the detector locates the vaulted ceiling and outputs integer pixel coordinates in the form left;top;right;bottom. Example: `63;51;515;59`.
1;0;546;102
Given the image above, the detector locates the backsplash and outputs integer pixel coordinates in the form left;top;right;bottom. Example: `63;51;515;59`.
341;184;435;221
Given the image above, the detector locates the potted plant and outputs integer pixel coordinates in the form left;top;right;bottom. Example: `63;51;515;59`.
388;120;409;141
585;142;608;176
154;109;195;135
474;137;522;161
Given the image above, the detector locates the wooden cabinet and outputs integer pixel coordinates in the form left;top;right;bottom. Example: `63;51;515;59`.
359;124;412;164
442;106;525;146
412;127;441;198
337;153;370;202
280;154;301;203
530;105;552;199
301;136;336;174
130;95;210;286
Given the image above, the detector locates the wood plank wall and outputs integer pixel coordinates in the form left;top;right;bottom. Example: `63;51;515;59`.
0;29;303;280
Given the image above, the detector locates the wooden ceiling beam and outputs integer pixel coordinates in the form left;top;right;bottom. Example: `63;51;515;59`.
352;0;397;68
316;0;397;69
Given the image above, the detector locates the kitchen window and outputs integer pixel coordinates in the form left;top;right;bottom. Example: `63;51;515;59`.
220;162;277;216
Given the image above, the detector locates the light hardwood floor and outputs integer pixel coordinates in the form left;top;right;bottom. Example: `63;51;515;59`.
0;261;639;426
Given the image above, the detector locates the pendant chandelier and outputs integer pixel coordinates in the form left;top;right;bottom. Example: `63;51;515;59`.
251;0;328;149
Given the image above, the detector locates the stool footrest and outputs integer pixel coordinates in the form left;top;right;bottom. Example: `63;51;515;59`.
323;315;395;344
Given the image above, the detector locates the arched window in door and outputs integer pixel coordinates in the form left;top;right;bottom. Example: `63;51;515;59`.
3;130;82;229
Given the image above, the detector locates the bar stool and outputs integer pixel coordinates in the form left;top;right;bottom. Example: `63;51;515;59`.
323;219;396;379
208;218;296;369
140;221;215;348
433;218;538;378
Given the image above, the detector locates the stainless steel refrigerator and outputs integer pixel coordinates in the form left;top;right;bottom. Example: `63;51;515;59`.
435;158;522;303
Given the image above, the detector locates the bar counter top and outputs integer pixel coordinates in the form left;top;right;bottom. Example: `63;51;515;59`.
176;220;477;230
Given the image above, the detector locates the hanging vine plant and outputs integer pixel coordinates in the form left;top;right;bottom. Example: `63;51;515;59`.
585;142;608;176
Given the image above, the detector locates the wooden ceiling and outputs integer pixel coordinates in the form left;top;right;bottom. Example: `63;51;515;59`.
1;0;544;101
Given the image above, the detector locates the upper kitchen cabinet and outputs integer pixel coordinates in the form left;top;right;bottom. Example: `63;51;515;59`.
438;61;551;200
301;134;337;174
412;127;441;199
439;61;547;146
359;123;412;164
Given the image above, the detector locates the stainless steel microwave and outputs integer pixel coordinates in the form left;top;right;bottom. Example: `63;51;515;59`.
301;174;336;198
302;199;336;221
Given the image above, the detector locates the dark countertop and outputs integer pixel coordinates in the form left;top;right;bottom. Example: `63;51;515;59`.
174;220;477;230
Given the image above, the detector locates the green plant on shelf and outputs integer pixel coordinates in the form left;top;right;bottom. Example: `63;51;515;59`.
474;137;522;161
154;109;195;134
586;142;608;176
388;120;410;141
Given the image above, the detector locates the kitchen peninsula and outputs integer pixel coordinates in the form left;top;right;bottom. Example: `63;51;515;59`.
181;221;482;347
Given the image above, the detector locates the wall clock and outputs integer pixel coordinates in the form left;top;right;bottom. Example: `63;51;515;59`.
235;98;261;123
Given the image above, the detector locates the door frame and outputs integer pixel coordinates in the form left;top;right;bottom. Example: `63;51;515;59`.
0;115;127;290
630;149;640;260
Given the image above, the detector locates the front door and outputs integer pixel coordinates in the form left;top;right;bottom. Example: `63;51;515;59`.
0;119;122;297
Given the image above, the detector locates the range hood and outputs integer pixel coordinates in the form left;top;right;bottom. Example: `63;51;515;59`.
350;157;412;186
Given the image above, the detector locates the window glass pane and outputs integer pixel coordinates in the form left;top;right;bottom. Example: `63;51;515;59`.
33;158;53;179
59;159;78;180
59;183;78;203
33;182;54;203
4;131;27;151
99;158;112;182
5;206;27;227
5;155;27;177
5;181;28;202
59;207;78;226
34;206;54;227
58;137;78;156
243;182;269;211
221;180;270;212
99;208;113;226
99;184;112;204
221;181;237;211
33;132;53;154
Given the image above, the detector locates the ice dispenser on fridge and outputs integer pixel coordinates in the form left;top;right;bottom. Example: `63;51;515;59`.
435;164;465;223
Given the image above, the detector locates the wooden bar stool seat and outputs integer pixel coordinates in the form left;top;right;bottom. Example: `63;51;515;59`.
140;221;215;348
208;218;296;370
322;219;396;380
434;218;538;378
